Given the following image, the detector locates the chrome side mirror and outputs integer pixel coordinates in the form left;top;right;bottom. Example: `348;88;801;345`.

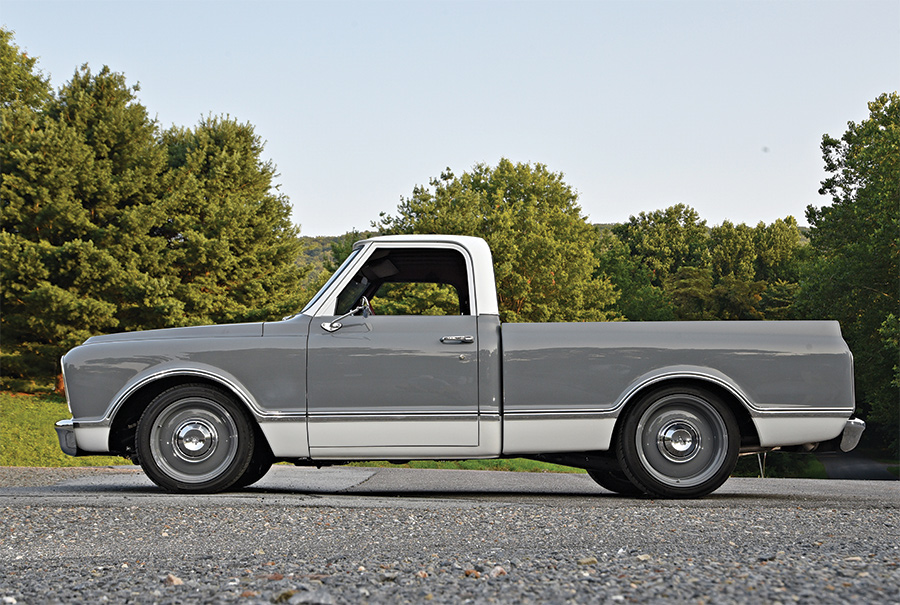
321;297;371;333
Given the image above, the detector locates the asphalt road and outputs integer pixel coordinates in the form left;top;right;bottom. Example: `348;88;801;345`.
816;452;898;481
1;466;898;604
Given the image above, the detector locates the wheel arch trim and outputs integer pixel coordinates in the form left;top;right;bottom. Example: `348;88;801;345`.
610;369;760;448
615;369;754;414
108;367;267;423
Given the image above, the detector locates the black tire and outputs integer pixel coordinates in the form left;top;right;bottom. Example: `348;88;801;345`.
234;445;274;488
586;468;645;496
136;384;255;494
616;386;739;499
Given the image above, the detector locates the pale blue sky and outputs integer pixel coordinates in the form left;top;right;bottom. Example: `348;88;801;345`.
3;0;898;235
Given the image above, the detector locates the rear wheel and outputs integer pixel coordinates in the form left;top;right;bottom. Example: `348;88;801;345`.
616;386;739;499
136;384;255;493
234;444;274;488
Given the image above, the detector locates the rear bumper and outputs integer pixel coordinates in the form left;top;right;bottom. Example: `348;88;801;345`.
838;417;866;452
808;417;866;453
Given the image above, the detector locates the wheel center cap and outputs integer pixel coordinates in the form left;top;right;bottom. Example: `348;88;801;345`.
175;421;215;458
658;421;700;462
666;427;693;452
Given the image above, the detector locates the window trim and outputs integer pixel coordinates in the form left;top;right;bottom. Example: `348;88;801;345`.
306;241;479;318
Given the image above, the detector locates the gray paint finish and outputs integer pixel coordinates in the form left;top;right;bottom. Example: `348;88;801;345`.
63;320;311;423
307;314;480;447
501;320;854;415
307;315;480;416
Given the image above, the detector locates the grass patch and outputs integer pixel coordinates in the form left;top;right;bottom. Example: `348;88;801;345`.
732;451;828;479
0;392;129;467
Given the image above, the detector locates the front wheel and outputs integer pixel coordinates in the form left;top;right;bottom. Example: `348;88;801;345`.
136;384;255;493
586;468;645;496
616;386;739;499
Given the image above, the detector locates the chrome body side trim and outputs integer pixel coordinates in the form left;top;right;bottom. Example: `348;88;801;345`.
308;412;487;419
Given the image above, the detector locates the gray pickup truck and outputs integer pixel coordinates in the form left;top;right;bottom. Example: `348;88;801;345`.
57;234;864;498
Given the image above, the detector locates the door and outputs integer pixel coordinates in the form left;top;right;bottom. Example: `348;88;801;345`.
306;314;479;448
305;244;481;452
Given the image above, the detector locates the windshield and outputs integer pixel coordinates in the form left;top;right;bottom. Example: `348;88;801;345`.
300;247;363;315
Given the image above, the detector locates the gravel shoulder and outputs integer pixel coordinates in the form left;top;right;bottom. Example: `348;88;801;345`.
1;466;898;604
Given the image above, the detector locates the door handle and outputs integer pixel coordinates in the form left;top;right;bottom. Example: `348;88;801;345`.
440;335;474;344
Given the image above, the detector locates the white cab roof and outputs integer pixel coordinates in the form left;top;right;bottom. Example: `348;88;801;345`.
354;234;499;316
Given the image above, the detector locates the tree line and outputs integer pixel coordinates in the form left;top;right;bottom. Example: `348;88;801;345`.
1;30;308;385
1;30;896;454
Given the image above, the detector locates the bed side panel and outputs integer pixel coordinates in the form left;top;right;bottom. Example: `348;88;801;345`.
501;321;854;414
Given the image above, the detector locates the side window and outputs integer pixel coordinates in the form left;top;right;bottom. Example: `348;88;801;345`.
373;282;460;316
335;248;471;316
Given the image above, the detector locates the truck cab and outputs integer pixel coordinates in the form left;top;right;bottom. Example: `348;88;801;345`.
298;235;503;459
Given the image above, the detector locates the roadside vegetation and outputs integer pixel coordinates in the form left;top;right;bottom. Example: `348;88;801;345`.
0;392;127;467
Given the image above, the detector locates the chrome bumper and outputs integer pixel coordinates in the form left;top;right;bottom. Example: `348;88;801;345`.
55;419;82;457
839;417;866;452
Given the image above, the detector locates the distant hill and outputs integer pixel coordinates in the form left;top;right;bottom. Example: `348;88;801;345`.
299;236;339;268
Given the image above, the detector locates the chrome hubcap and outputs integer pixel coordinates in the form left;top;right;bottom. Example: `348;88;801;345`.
658;421;700;462
149;397;239;484
635;394;728;488
174;421;216;461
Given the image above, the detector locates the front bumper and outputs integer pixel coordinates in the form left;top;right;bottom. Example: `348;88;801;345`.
55;419;84;457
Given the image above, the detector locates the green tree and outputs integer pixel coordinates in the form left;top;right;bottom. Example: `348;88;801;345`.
327;228;375;271
706;219;803;320
0;28;51;110
603;207;805;322
753;216;802;283
371;283;461;316
664;266;715;320
1;60;171;381
611;204;709;286
709;220;756;282
377;159;617;323
709;275;766;320
158;117;307;324
1;32;309;385
594;228;675;321
801;92;900;453
607;204;711;321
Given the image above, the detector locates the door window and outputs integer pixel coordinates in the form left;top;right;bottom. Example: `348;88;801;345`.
335;248;472;316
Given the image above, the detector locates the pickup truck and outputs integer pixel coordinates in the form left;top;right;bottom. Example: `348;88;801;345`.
57;234;864;498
